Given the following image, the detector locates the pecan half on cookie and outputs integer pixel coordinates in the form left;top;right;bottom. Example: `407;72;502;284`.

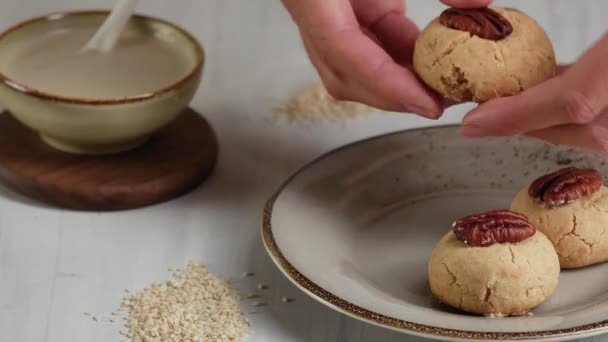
439;7;513;40
452;210;535;247
528;167;603;207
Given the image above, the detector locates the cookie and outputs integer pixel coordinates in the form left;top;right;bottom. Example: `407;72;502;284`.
428;210;559;316
413;7;556;103
511;167;608;268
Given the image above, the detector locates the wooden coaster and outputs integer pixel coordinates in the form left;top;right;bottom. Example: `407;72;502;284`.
0;109;218;211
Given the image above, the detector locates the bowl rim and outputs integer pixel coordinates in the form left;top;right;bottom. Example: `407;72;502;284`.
0;10;205;105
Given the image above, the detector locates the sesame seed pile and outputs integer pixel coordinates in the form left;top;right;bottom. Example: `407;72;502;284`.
116;261;249;342
274;82;374;125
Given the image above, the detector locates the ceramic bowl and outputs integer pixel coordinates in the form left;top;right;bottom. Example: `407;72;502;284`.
0;11;204;155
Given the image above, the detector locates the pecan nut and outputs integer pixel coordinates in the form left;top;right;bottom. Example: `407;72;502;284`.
452;210;535;247
439;8;513;40
528;167;604;206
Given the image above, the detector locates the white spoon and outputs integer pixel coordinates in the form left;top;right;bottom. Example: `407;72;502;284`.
83;0;140;53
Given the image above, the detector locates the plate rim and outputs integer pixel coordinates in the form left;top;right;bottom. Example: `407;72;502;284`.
261;125;608;341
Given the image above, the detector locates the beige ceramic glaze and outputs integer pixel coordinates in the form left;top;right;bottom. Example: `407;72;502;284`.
263;126;608;341
0;12;204;155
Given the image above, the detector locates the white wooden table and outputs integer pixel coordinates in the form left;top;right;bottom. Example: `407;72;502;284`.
0;1;606;341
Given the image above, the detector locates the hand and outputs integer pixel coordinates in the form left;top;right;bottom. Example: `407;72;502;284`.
462;33;608;151
282;0;492;119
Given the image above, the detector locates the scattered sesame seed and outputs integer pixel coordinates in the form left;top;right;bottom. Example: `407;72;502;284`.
252;301;268;307
245;293;261;299
257;283;269;290
92;315;100;322
84;312;93;316
242;272;256;278
281;296;294;303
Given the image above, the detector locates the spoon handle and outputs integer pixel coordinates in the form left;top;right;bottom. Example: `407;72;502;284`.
83;0;140;52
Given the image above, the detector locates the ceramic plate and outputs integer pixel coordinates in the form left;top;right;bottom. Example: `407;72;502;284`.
262;126;608;341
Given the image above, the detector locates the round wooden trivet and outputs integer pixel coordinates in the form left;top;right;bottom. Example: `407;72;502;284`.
0;109;218;211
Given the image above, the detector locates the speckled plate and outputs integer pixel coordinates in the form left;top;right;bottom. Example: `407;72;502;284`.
262;125;608;341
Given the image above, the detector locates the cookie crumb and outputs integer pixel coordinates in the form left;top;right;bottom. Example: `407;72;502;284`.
485;313;505;319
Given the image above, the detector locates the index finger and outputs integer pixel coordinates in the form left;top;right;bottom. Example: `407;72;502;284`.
323;27;445;116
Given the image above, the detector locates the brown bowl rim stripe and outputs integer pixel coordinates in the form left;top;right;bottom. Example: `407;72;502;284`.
0;10;205;105
261;125;608;341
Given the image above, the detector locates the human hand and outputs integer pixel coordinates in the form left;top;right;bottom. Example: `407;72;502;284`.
282;0;492;119
462;33;608;151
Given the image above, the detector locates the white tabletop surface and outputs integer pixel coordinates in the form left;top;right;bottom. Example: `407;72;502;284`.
0;1;607;341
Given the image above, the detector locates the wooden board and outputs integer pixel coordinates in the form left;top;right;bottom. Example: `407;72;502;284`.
0;109;218;211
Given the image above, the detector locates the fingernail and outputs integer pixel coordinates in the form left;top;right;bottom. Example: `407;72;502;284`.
461;124;487;137
402;104;441;120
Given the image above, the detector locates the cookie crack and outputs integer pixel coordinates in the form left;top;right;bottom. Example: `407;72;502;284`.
590;202;605;213
507;246;517;267
458;284;463;308
571;214;594;250
430;35;472;67
442;262;463;308
590;200;608;215
555;231;570;251
523;256;544;293
597;229;608;247
512;75;524;92
494;42;525;94
484;287;492;302
483;286;498;311
442;262;457;286
493;42;508;68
